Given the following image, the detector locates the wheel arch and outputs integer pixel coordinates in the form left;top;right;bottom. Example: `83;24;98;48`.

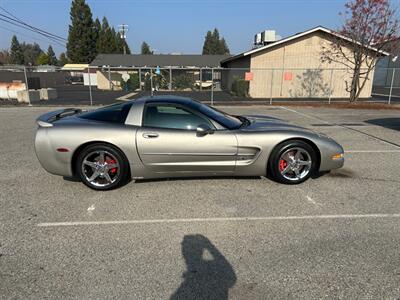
71;141;131;178
267;137;321;174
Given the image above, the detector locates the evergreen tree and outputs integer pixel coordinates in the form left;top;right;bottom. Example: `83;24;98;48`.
218;37;230;55
20;42;43;65
47;45;58;65
58;52;69;66
141;42;153;54
96;17;117;53
36;53;50;65
115;31;131;54
115;32;123;54
9;35;24;65
124;41;131;54
118;36;131;54
202;28;230;55
66;0;96;63
93;17;101;47
202;31;213;55
110;27;118;53
211;28;220;53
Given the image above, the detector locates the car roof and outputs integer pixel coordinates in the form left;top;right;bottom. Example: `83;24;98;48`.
131;95;193;105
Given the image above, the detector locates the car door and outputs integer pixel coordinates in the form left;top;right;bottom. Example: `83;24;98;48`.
136;103;237;174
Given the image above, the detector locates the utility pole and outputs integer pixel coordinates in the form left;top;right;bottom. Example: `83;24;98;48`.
118;24;129;55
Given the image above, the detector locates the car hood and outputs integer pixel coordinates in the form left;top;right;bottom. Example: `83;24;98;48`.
240;115;315;133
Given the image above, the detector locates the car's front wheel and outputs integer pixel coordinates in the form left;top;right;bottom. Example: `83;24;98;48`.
76;143;129;190
269;140;317;184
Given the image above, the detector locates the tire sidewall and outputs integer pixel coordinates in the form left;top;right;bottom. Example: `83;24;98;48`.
76;143;129;191
269;140;317;184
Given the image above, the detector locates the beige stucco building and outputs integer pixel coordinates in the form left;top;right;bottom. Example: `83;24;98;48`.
221;26;388;99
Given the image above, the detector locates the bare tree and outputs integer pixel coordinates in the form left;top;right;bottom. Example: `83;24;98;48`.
321;0;399;102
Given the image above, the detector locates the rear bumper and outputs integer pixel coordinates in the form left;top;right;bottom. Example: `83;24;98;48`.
35;128;73;177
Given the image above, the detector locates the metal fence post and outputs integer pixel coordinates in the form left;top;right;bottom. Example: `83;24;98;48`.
388;68;396;105
150;68;154;96
139;68;142;91
211;68;214;106
87;67;93;106
169;67;172;91
328;69;334;104
108;65;112;90
199;68;202;91
23;66;31;106
270;69;274;105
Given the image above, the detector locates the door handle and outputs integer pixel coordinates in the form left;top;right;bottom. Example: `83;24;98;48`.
143;132;159;138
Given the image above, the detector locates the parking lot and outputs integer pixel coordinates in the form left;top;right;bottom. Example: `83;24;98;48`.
1;105;400;299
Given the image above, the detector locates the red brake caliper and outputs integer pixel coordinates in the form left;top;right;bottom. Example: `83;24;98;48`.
279;159;287;172
106;157;117;174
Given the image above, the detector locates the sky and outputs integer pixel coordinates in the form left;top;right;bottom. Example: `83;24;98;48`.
0;0;376;56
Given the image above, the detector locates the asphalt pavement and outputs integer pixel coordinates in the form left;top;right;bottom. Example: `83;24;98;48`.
1;105;400;299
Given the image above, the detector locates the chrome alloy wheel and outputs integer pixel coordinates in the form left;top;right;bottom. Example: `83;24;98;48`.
278;147;312;181
81;150;120;187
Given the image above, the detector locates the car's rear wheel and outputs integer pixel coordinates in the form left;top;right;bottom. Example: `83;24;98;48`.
76;143;129;190
269;140;317;184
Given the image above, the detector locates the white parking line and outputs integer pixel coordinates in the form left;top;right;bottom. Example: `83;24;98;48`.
279;106;400;149
279;106;328;123
37;213;400;227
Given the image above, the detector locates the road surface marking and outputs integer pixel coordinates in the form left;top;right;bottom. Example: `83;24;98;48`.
116;92;137;101
279;106;329;123
87;205;95;216
305;195;322;207
37;213;400;227
279;106;400;149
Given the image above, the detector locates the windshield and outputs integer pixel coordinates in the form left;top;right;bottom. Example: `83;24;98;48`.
192;102;243;129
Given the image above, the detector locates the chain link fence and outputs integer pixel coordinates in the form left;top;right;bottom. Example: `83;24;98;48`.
1;65;399;105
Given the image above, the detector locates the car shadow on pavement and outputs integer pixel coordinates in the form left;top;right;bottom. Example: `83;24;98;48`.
170;234;236;300
365;118;400;132
63;176;80;182
62;176;133;188
135;176;262;184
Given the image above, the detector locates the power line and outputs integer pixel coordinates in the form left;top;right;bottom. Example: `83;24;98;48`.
0;24;65;50
0;16;66;46
0;13;66;43
0;6;67;42
0;6;68;50
0;16;66;47
0;6;99;53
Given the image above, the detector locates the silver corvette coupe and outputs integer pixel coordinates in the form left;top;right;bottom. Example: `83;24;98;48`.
35;96;344;190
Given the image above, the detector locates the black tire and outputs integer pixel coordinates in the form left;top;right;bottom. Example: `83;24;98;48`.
76;143;130;191
268;140;317;184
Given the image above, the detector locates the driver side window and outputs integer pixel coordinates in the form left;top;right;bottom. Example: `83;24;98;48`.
143;104;214;130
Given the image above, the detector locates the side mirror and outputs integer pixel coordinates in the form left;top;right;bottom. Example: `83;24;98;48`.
196;124;214;136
